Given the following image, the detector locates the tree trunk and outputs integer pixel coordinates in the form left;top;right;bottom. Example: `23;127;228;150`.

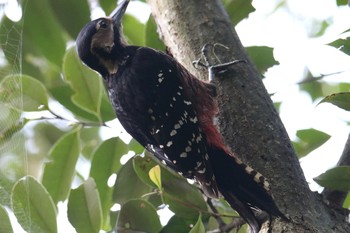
146;0;350;232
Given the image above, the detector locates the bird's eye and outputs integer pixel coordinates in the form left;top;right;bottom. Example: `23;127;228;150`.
98;20;109;29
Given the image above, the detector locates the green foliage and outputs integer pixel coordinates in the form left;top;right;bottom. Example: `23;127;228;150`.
11;176;57;233
0;0;350;232
293;128;331;159
314;166;350;191
68;178;102;233
0;205;13;233
318;92;350;111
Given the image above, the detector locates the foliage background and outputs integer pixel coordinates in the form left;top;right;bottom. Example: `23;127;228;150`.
0;0;350;232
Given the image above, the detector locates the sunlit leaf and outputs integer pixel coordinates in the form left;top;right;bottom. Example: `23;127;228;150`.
63;47;103;120
293;128;331;158
314;166;350;191
117;199;162;233
246;46;278;74
0;205;13;233
68;178;102;233
318;92;350;111
11;176;57;233
0;75;49;111
42;128;81;204
90;137;128;230
149;165;162;190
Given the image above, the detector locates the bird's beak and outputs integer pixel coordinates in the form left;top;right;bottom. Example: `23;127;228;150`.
110;0;130;26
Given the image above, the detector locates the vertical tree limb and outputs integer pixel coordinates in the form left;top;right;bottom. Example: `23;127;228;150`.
146;0;350;232
322;133;350;207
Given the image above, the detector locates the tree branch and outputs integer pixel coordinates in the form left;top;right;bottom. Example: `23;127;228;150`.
146;0;350;232
322;133;350;207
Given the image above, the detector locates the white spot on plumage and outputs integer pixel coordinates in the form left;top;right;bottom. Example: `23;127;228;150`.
148;108;153;114
162;160;166;165
180;152;187;158
174;124;181;129
170;130;177;136
158;73;163;77
166;141;173;147
205;153;209;160
179;120;183;125
184;100;192;105
165;112;169;116
151;116;156;121
197;167;206;174
190;116;198;123
170;103;173;108
158;78;164;83
196;134;202;143
177;92;181;96
178;86;183;89
185;146;191;152
172;97;176;101
159;145;164;148
169;69;172;72
173;160;177;164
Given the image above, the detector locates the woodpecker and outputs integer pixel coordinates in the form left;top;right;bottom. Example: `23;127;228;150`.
76;0;285;232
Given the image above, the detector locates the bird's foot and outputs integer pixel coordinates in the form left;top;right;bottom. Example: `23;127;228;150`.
193;43;246;81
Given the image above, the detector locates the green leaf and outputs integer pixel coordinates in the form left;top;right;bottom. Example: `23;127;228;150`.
162;168;207;219
11;176;57;233
48;0;90;38
223;0;255;25
328;32;350;56
123;14;145;46
117;199;162;233
246;46;279;73
189;214;205;233
149;165;162;190
293;128;331;158
161;215;195;233
0;103;22;146
318;92;350;111
113;158;152;205
99;0;117;15
0;75;49;111
90;137;128;230
314;166;350;191
21;0;66;67
145;16;166;50
42;128;81;204
68;178;102;233
63;47;103;120
133;154;158;188
0;173;14;206
133;153;207;218
0;205;14;233
336;0;349;6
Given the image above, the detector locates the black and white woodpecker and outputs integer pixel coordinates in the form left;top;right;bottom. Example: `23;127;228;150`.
76;0;286;232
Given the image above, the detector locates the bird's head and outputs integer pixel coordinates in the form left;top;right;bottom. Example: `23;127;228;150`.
76;0;130;77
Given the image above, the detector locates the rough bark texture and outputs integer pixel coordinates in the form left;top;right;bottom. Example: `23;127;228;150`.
146;0;350;232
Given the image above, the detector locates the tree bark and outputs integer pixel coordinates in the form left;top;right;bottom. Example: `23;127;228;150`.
146;0;350;232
